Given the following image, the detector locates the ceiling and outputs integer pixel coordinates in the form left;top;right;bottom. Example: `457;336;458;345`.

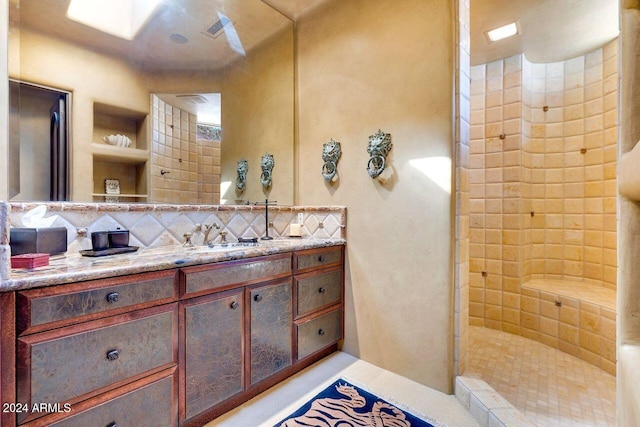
470;0;620;65
10;0;621;71
10;0;296;72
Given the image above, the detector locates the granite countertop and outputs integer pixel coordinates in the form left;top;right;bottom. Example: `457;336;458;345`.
1;238;345;292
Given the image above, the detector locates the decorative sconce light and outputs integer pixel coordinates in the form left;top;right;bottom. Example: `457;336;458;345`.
321;138;342;182
260;153;275;188
366;129;392;179
236;158;248;191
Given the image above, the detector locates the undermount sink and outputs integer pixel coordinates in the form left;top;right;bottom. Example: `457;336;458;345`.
182;242;260;254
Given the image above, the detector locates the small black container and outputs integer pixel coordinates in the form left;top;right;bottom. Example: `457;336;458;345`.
91;231;109;251
10;227;68;255
108;230;130;248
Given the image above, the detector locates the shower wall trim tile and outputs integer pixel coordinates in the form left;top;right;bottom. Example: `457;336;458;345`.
454;0;471;378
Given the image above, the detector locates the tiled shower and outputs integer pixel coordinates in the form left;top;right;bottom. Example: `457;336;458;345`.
150;95;222;205
468;41;618;365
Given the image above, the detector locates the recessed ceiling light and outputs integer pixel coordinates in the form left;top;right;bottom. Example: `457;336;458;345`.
485;22;519;43
67;0;163;41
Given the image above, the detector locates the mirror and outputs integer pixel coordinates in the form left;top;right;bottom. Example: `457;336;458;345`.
7;0;294;205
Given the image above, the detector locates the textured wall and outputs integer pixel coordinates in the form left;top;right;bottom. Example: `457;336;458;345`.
296;0;454;392
8;28;150;201
220;28;295;206
619;5;640;425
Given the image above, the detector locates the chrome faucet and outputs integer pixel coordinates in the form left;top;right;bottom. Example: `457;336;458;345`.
203;223;220;245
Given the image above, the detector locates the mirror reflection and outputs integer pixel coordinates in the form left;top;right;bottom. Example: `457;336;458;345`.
8;0;295;205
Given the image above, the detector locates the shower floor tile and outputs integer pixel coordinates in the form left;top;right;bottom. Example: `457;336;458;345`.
467;325;616;426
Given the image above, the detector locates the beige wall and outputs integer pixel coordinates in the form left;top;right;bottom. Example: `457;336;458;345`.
296;0;455;392
619;4;640;424
9;28;151;201
220;28;295;205
0;0;7;201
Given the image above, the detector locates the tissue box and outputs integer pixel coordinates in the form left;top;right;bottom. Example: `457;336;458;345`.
11;253;50;269
10;227;68;256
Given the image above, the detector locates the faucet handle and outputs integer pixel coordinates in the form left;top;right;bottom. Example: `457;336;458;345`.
183;232;194;247
219;230;228;243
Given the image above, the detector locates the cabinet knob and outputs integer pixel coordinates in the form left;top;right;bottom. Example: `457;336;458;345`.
106;292;119;304
230;301;239;310
253;294;263;302
318;255;325;262
318;329;325;336
318;287;326;294
106;349;119;361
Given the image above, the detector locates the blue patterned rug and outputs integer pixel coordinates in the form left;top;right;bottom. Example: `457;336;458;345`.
275;379;438;426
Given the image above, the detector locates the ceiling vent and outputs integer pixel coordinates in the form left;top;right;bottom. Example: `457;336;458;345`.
205;15;232;38
176;94;208;105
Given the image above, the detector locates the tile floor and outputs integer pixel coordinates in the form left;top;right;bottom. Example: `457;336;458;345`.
467;325;616;426
208;351;479;426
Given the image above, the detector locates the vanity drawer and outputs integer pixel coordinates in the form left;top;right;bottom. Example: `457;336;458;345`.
17;304;177;422
46;372;177;427
296;308;343;360
294;247;343;273
17;270;177;335
295;268;342;318
181;253;291;296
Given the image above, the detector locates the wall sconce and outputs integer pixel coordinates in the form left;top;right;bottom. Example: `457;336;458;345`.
236;158;248;191
366;129;392;180
260;153;275;188
321;138;342;183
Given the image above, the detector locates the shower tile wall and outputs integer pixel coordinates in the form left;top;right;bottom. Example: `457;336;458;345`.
197;137;221;205
469;41;618;332
469;55;526;333
150;95;221;204
523;43;618;290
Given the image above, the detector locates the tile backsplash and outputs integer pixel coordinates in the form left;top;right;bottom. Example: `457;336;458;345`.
1;202;346;280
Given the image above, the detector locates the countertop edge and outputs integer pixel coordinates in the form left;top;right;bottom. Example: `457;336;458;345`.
1;239;345;292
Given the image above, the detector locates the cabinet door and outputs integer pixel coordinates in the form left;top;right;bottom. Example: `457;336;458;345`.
48;372;177;427
249;280;292;386
182;289;244;421
17;304;177;424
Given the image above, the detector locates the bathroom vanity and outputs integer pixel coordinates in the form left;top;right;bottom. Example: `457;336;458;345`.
0;242;344;427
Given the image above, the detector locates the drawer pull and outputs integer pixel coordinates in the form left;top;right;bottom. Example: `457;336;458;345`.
106;423;117;427
106;292;119;304
230;301;239;310
106;349;119;361
253;294;263;302
318;329;325;336
318;255;325;262
318;287;326;294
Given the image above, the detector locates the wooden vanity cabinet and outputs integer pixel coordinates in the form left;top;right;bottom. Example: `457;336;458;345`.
1;246;344;427
248;279;293;385
178;254;293;425
181;288;244;420
12;270;179;427
293;247;344;362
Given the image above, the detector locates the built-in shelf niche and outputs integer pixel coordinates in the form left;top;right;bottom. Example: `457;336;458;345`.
91;102;149;201
93;102;148;150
